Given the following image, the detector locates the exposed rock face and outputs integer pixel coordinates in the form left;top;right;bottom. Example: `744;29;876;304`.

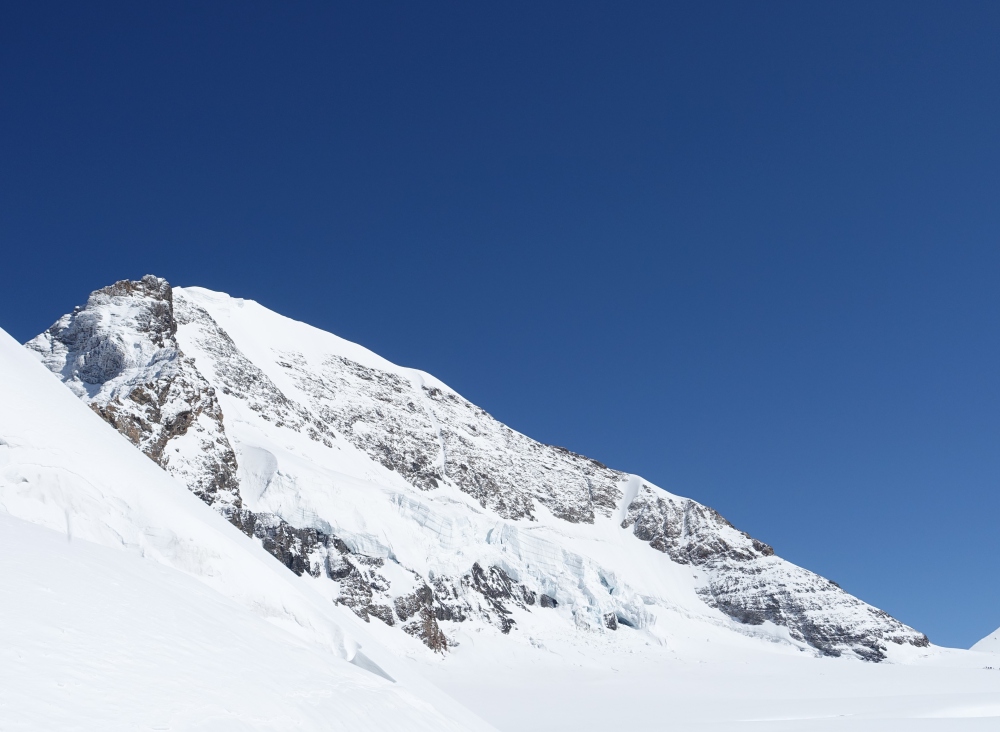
26;276;930;661
26;276;242;515
231;508;540;651
622;485;928;660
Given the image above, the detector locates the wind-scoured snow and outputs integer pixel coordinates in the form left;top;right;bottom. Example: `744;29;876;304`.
0;325;493;731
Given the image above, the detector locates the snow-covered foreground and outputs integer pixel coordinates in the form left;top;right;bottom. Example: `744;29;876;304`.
418;637;1000;731
4;489;997;732
0;511;481;731
0;327;492;730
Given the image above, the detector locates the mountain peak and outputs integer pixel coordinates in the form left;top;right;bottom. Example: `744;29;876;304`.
26;276;930;661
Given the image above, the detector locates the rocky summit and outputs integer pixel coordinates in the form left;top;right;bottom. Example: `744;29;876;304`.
27;275;928;661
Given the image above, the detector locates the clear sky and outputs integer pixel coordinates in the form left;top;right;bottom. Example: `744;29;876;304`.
2;2;998;648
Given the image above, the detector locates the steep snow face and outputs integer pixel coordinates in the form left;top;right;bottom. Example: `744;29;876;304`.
0;325;493;731
973;628;1000;653
27;277;929;661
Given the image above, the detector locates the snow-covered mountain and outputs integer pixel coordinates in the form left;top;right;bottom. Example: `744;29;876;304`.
0;324;493;731
25;275;930;665
974;628;1000;653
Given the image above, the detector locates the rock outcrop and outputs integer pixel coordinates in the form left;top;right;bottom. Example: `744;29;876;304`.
27;276;242;515
622;485;926;659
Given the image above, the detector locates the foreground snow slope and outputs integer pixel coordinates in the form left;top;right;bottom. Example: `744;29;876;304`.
26;276;927;661
0;326;492;731
0;512;482;732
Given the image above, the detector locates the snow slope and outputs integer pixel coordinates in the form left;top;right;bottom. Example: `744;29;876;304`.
0;326;493;731
973;628;1000;653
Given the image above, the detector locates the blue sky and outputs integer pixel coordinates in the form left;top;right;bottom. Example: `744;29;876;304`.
2;2;998;648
